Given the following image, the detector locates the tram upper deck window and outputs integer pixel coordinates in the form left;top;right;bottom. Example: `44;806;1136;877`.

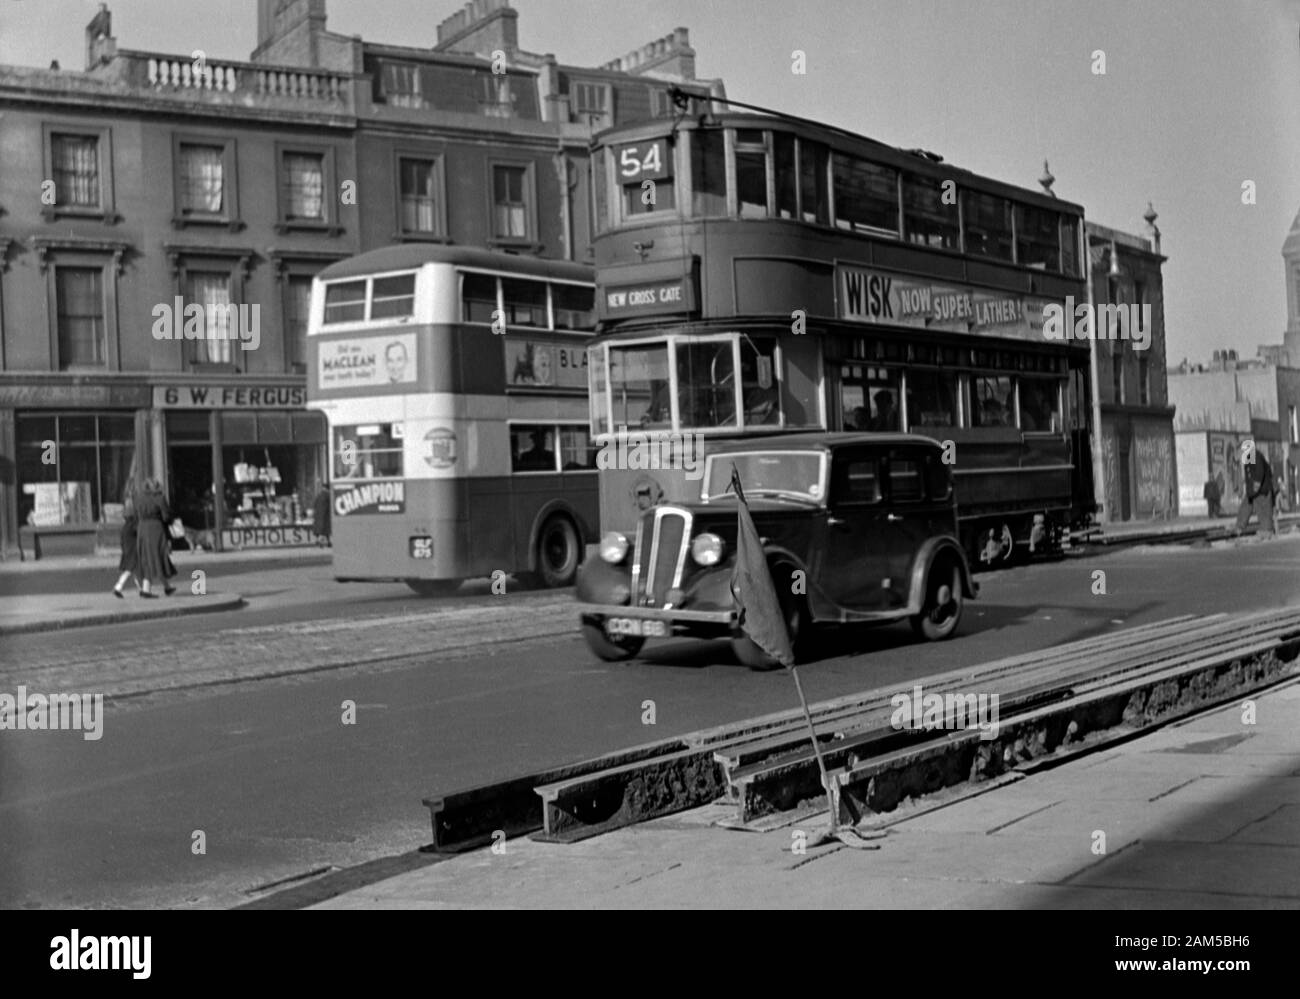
774;133;797;219
678;340;737;428
461;272;497;324
832;154;899;235
1060;216;1080;276
1016;205;1061;271
902;174;959;250
906;369;958;428
800;140;829;225
691;129;726;217
736;130;768;218
609;343;670;429
962;191;1014;262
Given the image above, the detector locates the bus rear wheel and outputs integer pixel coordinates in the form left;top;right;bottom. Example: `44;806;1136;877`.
536;515;581;588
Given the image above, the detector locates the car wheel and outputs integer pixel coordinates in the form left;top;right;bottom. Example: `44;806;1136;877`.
537;515;581;588
911;559;964;641
406;579;460;596
731;567;808;671
582;619;645;662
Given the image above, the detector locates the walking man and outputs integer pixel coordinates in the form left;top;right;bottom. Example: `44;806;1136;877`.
1235;448;1275;538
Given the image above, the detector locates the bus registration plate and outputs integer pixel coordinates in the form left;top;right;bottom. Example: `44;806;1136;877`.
606;617;666;638
409;537;434;559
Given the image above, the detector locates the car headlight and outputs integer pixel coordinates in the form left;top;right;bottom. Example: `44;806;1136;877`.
600;531;629;564
691;532;725;566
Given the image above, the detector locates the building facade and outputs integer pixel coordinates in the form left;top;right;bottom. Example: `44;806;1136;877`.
0;0;721;559
1085;213;1177;521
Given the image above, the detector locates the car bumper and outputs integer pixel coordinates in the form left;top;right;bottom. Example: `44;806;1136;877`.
579;604;737;626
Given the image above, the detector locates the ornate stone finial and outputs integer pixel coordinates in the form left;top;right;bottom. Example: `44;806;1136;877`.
1039;160;1055;197
1144;201;1161;253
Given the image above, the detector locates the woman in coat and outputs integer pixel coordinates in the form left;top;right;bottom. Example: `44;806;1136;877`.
112;491;140;597
135;478;177;597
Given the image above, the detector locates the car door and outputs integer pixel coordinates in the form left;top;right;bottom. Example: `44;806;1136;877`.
815;448;898;611
877;448;936;606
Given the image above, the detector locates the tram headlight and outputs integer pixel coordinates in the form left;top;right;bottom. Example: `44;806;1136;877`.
691;532;725;566
600;531;630;564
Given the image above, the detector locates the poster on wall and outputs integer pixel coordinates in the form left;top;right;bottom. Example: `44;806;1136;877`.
318;334;418;389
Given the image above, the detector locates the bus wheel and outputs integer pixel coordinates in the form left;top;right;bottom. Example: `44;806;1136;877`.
537;515;581;588
910;558;964;641
582;620;645;662
406;579;459;597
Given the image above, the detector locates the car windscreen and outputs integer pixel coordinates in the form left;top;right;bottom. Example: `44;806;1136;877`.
703;451;824;502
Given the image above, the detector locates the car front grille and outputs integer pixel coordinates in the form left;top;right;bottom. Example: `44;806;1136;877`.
633;506;692;607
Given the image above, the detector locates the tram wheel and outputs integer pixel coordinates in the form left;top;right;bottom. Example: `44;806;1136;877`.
536;515;581;588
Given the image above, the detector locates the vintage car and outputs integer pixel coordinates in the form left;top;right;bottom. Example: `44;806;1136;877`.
576;433;977;669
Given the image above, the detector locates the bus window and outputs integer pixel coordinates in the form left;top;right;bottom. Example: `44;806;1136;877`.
799;140;829;225
370;274;416;319
553;283;595;329
502;278;546;327
677;340;737;429
740;338;780;427
1019;378;1062;432
906;369;958;428
324;280;367;324
461;272;497;324
970;375;1013;427
832;154;898;235
588;346;609;437
610;343;670;429
333;423;403;479
511;425;558;472
559;426;597;470
691;129;726;217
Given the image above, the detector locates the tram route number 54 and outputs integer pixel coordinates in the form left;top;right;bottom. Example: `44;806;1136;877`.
618;140;670;181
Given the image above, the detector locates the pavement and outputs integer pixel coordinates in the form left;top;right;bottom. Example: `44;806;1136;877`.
313;674;1300;909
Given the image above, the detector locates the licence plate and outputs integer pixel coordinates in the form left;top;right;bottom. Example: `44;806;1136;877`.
606;617;667;638
409;536;433;559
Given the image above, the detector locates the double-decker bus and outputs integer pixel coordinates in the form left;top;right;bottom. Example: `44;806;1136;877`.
585;96;1096;567
306;245;598;593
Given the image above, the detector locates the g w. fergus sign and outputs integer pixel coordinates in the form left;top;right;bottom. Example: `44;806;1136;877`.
334;480;405;516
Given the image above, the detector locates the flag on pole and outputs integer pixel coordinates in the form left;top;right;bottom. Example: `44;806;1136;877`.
728;463;794;667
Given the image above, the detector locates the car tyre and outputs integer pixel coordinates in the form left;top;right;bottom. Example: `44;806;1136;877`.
911;558;963;641
731;566;809;670
537;515;582;588
582;619;645;662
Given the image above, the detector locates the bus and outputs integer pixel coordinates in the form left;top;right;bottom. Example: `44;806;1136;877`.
306;245;599;594
584;98;1096;567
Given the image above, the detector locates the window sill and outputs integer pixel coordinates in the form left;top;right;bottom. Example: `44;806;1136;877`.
42;207;120;224
172;216;245;233
274;221;343;237
394;232;452;243
189;362;241;375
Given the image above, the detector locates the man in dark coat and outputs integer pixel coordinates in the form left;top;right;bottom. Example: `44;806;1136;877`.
135;478;177;596
312;482;332;547
1235;451;1275;537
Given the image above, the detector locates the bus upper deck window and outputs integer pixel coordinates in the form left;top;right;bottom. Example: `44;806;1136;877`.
502;278;546;327
553;284;595;330
462;272;497;324
370;274;416;319
324;280;366;324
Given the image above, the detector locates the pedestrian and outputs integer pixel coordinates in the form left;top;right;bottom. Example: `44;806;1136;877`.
312;480;332;547
135;478;177;597
112;488;141;597
1203;476;1223;517
1234;451;1275;538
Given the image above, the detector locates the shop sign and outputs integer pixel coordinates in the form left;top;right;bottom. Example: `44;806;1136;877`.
600;277;693;319
221;525;316;549
153;385;306;409
504;340;587;389
333;480;405;516
317;333;418;389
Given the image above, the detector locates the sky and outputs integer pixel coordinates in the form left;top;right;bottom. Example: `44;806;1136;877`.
2;0;1299;365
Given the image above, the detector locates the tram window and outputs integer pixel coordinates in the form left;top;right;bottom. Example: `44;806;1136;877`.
692;129;727;217
559;425;598;470
623;176;675;216
511;424;558;473
832;154;899;234
609;343;671;430
740;339;780;427
333;423;403;479
1019;378;1062;433
677;340;737;429
962;190;1014;262
736;149;768;218
370;274;416;320
462;272;498;324
902;174;959;250
324;280;367;324
1016;205;1060;270
553;283;595;330
906;370;957;428
502;278;546;327
799;140;829;224
774;133;797;219
970;375;1014;427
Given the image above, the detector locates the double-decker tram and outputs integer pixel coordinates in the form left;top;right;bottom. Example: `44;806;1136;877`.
585;96;1097;566
306;245;599;593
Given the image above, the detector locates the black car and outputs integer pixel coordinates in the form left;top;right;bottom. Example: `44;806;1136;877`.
576;433;977;669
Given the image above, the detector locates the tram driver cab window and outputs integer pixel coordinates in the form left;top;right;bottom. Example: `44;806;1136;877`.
609;343;671;430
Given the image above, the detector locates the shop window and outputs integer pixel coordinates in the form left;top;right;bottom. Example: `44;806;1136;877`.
677;340;737;429
832;153;899;235
799;140;829;224
691;129;726;218
55;265;107;368
971;374;1014;427
774;133;798;220
902;174;958;250
552;283;595;330
906;369;957;428
1019;378;1062;432
1016;204;1060;270
461;272;498;324
333;423;403;480
502;278;547;328
609;342;670;429
398;156;445;237
962;190;1013;262
16;412;135;526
